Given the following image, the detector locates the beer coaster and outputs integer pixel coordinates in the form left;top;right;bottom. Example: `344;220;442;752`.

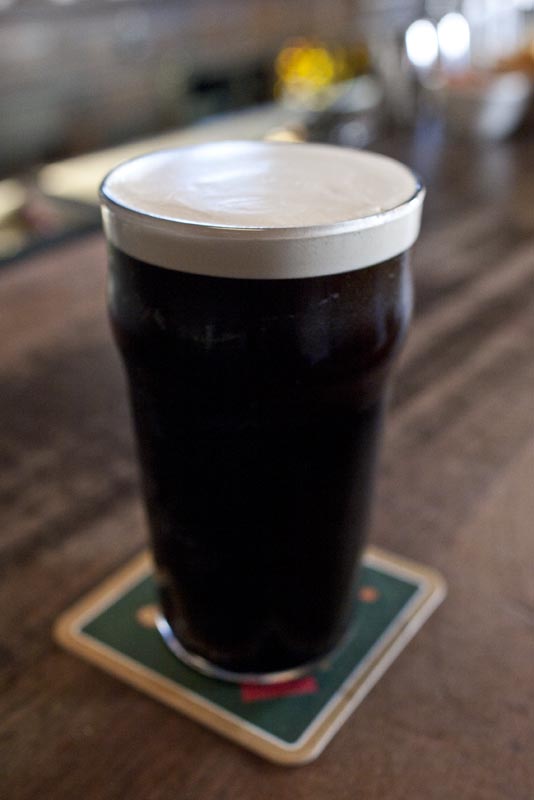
54;547;446;765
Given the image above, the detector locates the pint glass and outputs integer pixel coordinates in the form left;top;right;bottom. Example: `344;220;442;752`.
100;141;424;681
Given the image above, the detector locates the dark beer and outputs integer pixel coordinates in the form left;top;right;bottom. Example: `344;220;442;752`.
101;141;424;679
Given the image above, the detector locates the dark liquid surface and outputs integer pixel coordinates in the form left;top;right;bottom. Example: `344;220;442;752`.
109;247;412;673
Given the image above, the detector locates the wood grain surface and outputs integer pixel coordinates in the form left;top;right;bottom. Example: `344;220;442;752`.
1;129;534;799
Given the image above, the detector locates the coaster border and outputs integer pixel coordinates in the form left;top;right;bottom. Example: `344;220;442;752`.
54;547;446;765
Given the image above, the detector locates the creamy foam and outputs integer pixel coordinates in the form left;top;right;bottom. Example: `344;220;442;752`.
100;141;424;279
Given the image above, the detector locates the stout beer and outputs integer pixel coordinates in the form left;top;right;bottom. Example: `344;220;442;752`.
101;141;424;680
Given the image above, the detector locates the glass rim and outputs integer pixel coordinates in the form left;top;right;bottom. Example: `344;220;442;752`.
99;142;425;243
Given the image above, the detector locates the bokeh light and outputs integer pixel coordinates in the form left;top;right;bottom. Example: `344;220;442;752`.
437;13;471;63
405;19;439;70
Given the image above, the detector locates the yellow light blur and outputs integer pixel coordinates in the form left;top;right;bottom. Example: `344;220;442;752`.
274;38;364;108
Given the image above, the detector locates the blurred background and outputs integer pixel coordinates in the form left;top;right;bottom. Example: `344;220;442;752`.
1;0;534;264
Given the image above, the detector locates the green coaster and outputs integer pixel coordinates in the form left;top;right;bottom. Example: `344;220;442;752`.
55;547;445;765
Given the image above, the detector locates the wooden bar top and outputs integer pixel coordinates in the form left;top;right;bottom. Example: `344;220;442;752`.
2;129;534;799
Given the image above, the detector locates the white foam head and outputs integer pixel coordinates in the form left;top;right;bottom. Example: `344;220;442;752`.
100;141;424;279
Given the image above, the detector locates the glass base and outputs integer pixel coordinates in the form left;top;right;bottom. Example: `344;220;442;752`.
156;615;323;685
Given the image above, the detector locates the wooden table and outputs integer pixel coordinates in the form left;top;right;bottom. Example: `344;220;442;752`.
2;129;534;799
